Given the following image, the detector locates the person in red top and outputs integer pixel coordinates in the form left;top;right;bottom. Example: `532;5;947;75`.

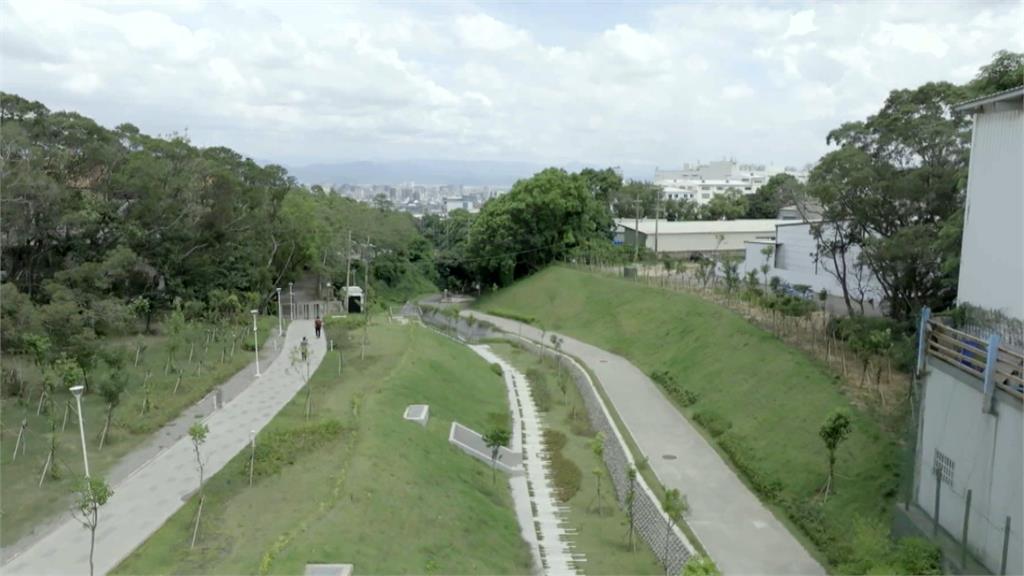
314;315;322;339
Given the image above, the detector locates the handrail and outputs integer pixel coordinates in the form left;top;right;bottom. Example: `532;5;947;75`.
926;320;1023;401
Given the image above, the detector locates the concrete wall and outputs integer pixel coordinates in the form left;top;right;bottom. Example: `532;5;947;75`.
957;105;1024;319
915;358;1022;574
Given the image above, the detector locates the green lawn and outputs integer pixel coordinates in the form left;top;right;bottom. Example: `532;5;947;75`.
490;342;663;575
478;266;901;568
0;319;274;546
114;322;532;575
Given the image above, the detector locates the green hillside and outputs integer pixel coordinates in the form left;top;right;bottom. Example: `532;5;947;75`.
479;266;901;568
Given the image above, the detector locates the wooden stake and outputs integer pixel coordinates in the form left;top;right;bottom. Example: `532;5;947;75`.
13;419;27;461
38;451;52;487
190;495;205;549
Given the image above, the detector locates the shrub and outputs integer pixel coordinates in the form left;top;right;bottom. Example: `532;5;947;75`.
248;420;345;479
649;369;699;407
485;308;536;325
718;433;783;502
692;409;732;438
490;363;503;376
1;367;25;398
682;554;721;576
893;538;941;575
544;430;582;502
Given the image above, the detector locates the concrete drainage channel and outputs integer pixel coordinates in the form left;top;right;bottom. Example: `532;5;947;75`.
470;346;582;576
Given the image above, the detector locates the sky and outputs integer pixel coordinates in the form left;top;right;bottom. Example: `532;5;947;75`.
2;0;1022;176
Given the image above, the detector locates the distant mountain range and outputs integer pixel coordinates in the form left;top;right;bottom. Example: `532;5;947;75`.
287;159;656;186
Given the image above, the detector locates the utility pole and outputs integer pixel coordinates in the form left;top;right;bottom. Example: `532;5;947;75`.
654;185;661;255
345;230;352;293
361;235;370;360
633;190;641;262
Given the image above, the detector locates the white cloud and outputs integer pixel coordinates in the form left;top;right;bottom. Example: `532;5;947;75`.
872;21;949;58
1;0;1021;172
454;13;529;51
723;83;755;100
784;10;817;38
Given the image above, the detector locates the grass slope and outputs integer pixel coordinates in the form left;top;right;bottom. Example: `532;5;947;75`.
0;319;273;546
490;342;663;575
478;266;900;567
114;322;531;575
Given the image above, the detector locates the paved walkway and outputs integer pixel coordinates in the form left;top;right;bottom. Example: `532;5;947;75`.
471;346;579;576
468;312;825;576
3;321;326;576
0;331;286;564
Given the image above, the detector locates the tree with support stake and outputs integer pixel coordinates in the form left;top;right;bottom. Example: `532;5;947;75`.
188;422;209;549
590;432;606;515
482;427;510;485
819;409;851;501
71;476;113;576
625;466;637;551
97;373;127;450
661;488;686;575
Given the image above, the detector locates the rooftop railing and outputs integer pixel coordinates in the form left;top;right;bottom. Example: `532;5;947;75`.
923;316;1024;403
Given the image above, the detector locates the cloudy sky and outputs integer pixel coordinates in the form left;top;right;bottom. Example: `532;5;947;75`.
2;0;1022;175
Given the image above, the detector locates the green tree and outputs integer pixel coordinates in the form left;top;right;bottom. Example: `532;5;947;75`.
467;168;613;287
71;476;113;576
188;422;209;548
482;427;511;485
810;77;972;319
682;555;721;576
819;409;852;500
626;466;638;551
97;372;127;450
704;190;748;221
967;50;1024;96
745;173;803;219
661;488;687;575
590;432;606;514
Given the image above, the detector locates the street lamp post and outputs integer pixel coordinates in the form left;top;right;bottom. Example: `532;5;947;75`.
251;309;261;377
288;282;294;322
276;287;283;337
70;385;90;478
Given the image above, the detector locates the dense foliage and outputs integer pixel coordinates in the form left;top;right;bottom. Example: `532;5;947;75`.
1;93;437;358
806;50;1022;320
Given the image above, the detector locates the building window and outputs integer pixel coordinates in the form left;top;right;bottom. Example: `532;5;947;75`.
934;450;954;486
702;193;710;199
775;244;788;270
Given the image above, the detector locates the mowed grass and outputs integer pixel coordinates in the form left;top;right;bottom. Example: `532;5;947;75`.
478;266;900;567
0;319;274;547
490;342;663;575
114;322;532;575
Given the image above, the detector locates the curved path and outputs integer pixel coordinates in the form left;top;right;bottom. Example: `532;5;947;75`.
3;320;326;576
467;311;824;576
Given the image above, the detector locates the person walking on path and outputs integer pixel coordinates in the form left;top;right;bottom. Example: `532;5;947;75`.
300;336;309;361
314;316;322;339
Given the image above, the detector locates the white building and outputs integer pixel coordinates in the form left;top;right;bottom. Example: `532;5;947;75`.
910;86;1022;575
443;196;477;215
616;218;781;254
654;160;809;206
740;221;885;315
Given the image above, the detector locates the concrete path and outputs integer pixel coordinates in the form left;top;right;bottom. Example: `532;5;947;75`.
471;346;579;576
3;321;326;576
468;312;825;576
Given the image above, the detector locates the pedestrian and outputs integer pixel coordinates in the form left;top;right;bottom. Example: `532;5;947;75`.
314;315;322;339
300;336;309;361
